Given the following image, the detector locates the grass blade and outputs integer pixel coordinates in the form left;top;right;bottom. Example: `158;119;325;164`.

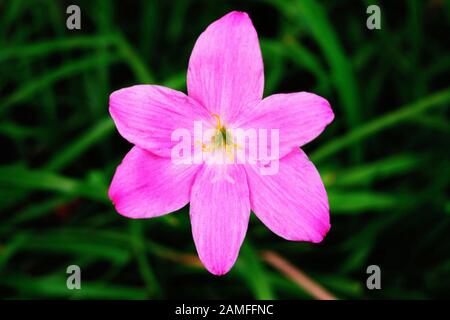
312;88;450;162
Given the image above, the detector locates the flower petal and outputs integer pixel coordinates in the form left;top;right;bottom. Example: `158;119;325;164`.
245;149;330;243
234;92;334;159
109;146;200;218
190;164;250;275
187;11;264;124
109;85;210;157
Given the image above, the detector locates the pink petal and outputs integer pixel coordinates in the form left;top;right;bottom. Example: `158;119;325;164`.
190;164;250;275
245;149;330;243
109;147;200;218
187;11;264;124
234;92;334;159
109;85;210;157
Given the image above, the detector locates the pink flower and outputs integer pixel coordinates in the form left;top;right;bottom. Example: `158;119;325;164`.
109;11;334;275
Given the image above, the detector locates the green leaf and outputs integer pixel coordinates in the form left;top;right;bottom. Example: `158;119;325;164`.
21;231;131;264
328;191;399;214
0;273;147;299
323;154;422;187
0;54;120;115
0;196;69;234
0;165;107;202
265;0;359;126
46;118;115;171
0;233;29;270
235;242;275;299
0;36;115;62
312;88;450;162
129;220;161;298
114;33;154;83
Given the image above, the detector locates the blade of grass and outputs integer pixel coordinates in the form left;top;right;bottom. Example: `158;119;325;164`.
328;191;400;214
267;272;311;298
129;220;161;298
312;274;363;298
0;72;182;211
0;54;120;115
261;250;337;300
235;242;275;299
268;0;359;124
312;88;450;162
167;0;190;44
0;36;115;62
114;33;154;83
0;233;29;271
0;121;45;139
0;273;147;299
0;165;108;202
0;196;69;234
260;38;330;94
139;0;159;63
0;0;25;44
323;154;422;187
408;114;450;133
21;231;131;264
46;117;114;171
45;72;185;172
266;0;361;160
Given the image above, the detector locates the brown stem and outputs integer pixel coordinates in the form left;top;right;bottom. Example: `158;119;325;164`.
261;250;337;300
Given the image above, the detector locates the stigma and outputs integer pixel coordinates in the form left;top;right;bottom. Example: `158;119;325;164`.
198;114;240;162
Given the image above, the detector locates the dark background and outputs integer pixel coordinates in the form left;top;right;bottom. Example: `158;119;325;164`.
0;0;449;299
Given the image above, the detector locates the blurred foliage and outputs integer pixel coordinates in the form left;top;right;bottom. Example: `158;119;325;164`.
0;0;449;299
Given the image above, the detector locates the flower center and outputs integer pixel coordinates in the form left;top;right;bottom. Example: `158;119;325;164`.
211;114;232;147
198;114;241;163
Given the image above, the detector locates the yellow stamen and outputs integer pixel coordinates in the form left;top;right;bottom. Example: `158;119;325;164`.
212;114;222;129
200;114;242;162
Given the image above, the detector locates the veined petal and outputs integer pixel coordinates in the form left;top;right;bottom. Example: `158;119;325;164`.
109;85;210;157
234;92;334;159
187;11;264;124
190;164;250;275
245;149;330;243
109;147;200;218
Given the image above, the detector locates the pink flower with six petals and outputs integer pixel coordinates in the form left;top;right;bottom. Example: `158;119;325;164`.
109;11;334;275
